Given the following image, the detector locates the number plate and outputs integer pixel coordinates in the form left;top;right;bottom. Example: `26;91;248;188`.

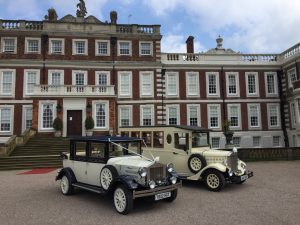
155;192;171;201
241;174;248;181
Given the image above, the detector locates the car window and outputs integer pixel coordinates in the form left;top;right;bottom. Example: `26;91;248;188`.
89;142;106;163
192;132;209;147
153;131;164;148
142;132;152;147
109;142;141;157
174;132;189;151
74;141;87;161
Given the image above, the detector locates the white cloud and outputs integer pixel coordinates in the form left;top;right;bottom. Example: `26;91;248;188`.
144;0;300;52
162;34;205;53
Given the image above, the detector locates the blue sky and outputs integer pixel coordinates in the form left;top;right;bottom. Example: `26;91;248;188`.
0;0;299;54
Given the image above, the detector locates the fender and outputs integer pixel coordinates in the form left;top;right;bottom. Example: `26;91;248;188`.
187;163;227;181
55;167;77;184
111;175;139;190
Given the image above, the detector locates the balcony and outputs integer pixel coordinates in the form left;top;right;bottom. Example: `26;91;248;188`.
31;85;115;97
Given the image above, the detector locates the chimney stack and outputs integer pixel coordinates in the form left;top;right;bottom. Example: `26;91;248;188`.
186;36;194;53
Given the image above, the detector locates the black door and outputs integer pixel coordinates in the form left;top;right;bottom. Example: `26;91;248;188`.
67;110;82;136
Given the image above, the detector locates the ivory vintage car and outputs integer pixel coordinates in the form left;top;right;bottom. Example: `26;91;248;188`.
119;126;253;192
56;136;181;214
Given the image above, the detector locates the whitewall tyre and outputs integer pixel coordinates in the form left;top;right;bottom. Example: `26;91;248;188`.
204;170;225;192
100;166;118;191
188;154;206;173
60;175;74;195
113;185;133;215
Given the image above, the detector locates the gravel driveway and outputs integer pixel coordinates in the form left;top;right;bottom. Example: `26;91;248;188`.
0;161;299;225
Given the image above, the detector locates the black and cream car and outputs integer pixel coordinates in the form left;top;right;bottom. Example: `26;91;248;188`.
56;136;181;214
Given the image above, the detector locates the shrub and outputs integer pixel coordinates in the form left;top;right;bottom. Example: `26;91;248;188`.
53;117;63;131
85;116;95;130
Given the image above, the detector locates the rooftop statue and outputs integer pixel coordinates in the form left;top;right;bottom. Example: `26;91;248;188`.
76;0;87;18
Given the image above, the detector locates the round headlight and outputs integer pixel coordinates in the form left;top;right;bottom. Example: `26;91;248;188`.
167;163;174;173
170;176;177;184
228;170;233;177
138;167;147;177
149;180;156;189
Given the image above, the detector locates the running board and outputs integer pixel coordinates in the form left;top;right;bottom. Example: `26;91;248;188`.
72;183;105;194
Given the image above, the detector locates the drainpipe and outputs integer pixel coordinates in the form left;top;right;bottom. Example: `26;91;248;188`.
111;36;117;134
278;68;289;147
161;69;166;124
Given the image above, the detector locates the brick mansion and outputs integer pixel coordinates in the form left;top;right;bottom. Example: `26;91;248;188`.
0;3;300;149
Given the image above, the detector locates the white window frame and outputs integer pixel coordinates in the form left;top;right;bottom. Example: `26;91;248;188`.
226;72;240;97
232;136;241;148
140;105;155;126
139;71;154;97
0;105;14;135
23;69;40;97
253;136;261;148
287;68;297;88
166;72;179;97
247;103;261;129
264;72;278;97
95;71;110;86
267;103;281;129
186;72;200;97
95;40;110;56
22;105;33;132
38;100;57;132
273;136;281;147
25;37;41;54
117;40;132;56
207;104;221;129
187;104;200;126
246;72;259;97
48;70;64;85
166;105;180;125
1;37;17;54
72;70;87;85
0;69;16;97
118;71;132;98
72;39;88;55
49;38;65;55
139;41;153;56
92;100;109;130
206;72;220;97
211;137;220;149
227;104;241;130
118;105;132;127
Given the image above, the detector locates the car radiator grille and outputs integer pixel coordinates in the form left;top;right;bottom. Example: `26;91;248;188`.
228;153;238;172
147;163;166;182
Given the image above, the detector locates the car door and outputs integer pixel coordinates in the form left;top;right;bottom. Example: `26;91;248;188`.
72;141;88;183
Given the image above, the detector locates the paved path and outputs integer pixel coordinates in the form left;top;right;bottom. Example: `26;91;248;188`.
0;161;299;225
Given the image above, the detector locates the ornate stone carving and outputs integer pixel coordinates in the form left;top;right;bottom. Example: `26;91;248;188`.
76;0;87;18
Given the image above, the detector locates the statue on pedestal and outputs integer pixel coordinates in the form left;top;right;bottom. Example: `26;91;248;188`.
76;0;87;18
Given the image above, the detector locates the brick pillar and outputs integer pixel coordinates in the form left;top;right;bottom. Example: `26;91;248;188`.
32;99;39;131
186;36;194;54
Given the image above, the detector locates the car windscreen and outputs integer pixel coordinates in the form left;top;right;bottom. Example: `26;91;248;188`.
192;132;209;147
109;141;142;157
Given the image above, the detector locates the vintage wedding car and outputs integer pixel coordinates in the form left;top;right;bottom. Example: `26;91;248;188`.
119;126;253;191
56;136;181;214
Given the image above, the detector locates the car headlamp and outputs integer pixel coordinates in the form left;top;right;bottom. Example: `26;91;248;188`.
167;163;174;173
149;180;156;189
138;167;147;177
170;176;177;184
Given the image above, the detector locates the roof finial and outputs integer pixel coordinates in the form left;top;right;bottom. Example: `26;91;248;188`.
216;35;223;49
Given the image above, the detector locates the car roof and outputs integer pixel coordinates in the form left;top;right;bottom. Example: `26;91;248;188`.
69;136;142;142
120;125;211;132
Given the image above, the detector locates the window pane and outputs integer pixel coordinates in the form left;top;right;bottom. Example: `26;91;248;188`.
269;105;278;126
228;74;237;94
249;105;259;127
167;74;177;95
51;40;62;53
3;39;15;52
232;137;240;147
26;72;37;94
208;74;217;94
189;106;198;126
253;136;260;147
267;74;275;94
141;73;152;95
119;42;130;55
120;108;130;126
140;43;151;55
28;40;39;52
120;74;130;95
96;104;106;127
142;107;152;126
168;107;177;125
51;72;61;85
97;42;108;55
25;108;32;129
209;106;219;128
211;137;220;148
188;74;198;95
2;71;12;93
229;106;239;127
42;104;53;129
75;73;85;85
248;74;256;94
0;108;11;131
273;136;280;147
75;41;85;54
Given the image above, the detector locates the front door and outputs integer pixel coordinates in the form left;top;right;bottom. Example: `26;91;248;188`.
67;110;82;136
